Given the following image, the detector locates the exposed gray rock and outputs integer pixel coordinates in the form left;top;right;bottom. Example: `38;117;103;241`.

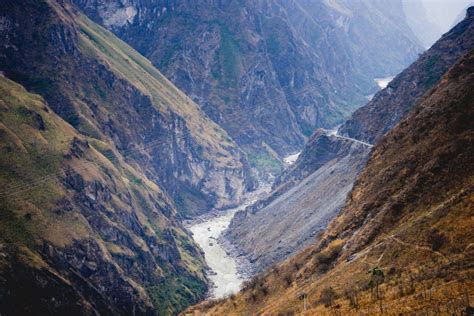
226;135;371;273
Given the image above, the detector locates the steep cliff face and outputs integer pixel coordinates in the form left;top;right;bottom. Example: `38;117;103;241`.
190;31;474;316
0;75;206;315
73;0;422;176
224;7;474;274
0;0;255;218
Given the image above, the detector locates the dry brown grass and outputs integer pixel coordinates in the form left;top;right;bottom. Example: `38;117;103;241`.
186;43;474;316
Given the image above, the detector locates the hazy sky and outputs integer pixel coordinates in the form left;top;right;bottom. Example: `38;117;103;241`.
420;0;473;33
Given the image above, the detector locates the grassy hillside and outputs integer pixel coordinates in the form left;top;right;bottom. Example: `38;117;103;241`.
223;5;474;280
187;48;474;316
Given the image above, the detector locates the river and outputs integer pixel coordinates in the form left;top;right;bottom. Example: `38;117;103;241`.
283;152;301;165
188;157;299;299
187;189;269;298
374;76;394;89
188;79;389;299
188;205;245;298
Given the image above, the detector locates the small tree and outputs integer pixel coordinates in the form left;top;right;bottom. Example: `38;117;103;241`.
293;262;302;271
283;273;293;287
368;267;384;300
427;229;447;251
407;272;416;295
396;272;405;297
271;264;280;275
368;267;385;313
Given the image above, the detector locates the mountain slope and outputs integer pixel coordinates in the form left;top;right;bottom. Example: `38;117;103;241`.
224;8;474;275
339;7;474;144
0;0;255;217
190;33;474;316
0;0;265;314
225;131;371;273
73;0;422;176
0;75;206;315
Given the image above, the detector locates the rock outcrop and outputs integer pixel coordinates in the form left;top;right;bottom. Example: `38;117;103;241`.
0;0;268;314
227;133;371;273
339;6;474;144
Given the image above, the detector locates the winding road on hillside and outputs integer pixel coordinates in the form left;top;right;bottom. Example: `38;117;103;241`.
322;127;374;148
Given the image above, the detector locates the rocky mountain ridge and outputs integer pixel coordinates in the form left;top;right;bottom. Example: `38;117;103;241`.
1;1;471;315
0;0;262;314
73;0;422;176
0;73;205;315
339;7;474;143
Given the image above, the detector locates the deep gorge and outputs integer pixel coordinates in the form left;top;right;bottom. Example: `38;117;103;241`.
0;1;473;315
